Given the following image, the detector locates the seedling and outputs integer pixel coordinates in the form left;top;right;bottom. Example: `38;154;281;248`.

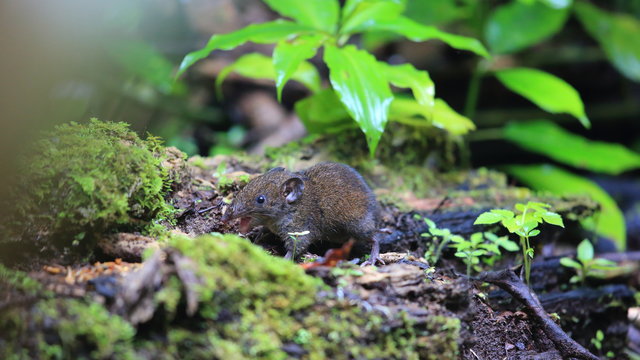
449;232;519;277
560;239;617;286
417;215;455;266
288;230;310;260
474;201;564;286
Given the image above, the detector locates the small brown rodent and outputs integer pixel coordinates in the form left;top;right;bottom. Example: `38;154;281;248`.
221;162;382;265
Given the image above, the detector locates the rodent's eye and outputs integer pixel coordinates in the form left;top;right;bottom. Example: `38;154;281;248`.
256;195;266;204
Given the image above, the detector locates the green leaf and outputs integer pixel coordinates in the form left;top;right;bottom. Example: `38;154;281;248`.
367;16;490;58
389;98;475;135
495;68;590;128
497;239;520;252
340;0;405;34
177;20;314;77
576;239;594;262
431;99;476;135
541;211;564;228
574;2;640;82
485;1;569;54
403;0;468;26
522;220;539;234
590;258;617;269
528;229;541;237
262;0;340;33
491;209;515;219
273;35;324;101
324;45;394;157
294;89;353;134
560;257;582;269
383;63;435;107
474;212;503;225
504;164;626;250
505;120;640;174
539;0;573;9
216;53;320;98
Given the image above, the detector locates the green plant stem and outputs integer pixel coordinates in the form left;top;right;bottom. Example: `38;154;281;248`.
464;63;484;119
433;238;451;266
466;128;505;142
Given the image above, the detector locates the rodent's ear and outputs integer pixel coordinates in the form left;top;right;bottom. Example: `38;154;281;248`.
281;177;304;204
266;167;285;173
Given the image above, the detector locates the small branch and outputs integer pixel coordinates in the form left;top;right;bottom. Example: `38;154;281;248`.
474;268;598;360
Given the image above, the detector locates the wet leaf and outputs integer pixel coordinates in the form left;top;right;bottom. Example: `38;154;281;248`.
177;20;314;77
324;45;393;157
216;53;320;98
274;35;324;101
485;1;569;54
365;16;489;58
383;63;435;107
294;89;353;133
340;0;405;34
263;0;340;33
504;164;626;249
575;2;640;82
496;68;590;128
505;120;640;174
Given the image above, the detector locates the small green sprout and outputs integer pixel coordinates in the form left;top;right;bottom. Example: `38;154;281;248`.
288;231;310;260
474;201;565;286
560;239;617;286
591;329;604;351
449;232;519;277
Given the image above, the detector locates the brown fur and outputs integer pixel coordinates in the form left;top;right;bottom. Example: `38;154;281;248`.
222;162;382;263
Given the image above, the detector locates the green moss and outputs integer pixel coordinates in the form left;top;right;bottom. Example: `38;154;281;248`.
0;297;136;360
145;234;460;359
10;118;176;248
0;264;43;295
0;234;460;358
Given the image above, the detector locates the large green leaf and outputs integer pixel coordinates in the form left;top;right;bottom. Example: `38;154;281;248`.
176;20;314;77
273;35;324;102
485;1;569;54
504;164;626;249
495;67;590;128
361;16;490;58
340;0;405;34
262;0;340;33
215;53;320;97
538;0;573;9
431;99;476;135
575;2;640;82
390;97;475;135
504;120;640;174
383;63;435;107
324;45;393;156
404;0;468;26
294;89;353;134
